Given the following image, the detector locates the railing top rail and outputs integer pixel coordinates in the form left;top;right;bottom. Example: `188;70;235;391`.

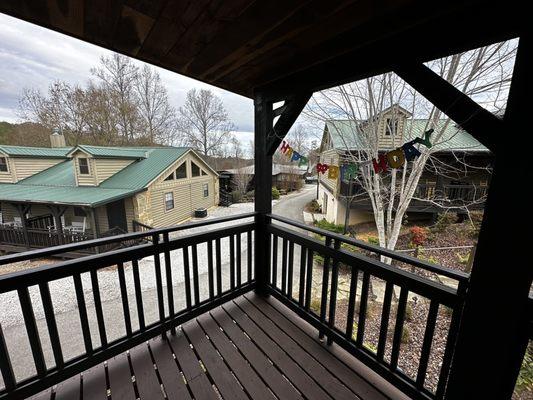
0;212;257;266
267;213;469;283
0;221;255;293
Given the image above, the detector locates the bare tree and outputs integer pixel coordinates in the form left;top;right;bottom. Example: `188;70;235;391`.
230;134;243;159
306;40;516;261
91;53;140;142
178;89;234;156
135;65;176;144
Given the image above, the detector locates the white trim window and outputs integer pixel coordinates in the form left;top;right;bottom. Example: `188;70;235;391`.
0;156;8;172
165;192;174;210
203;183;209;198
78;157;90;174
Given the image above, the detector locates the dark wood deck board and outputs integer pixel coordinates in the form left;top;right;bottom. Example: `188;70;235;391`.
182;319;249;400
236;295;359;400
210;307;304;400
20;294;401;400
167;330;218;400
82;363;107;400
223;300;333;400
245;293;389;400
150;337;193;400
130;342;164;399
197;313;277;400
107;352;136;400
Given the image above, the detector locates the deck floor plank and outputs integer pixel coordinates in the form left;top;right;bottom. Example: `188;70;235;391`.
150;336;193;400
54;374;81;400
237;295;359;400
182;319;249;400
210;307;304;400
167;330;219;400
245;293;389;400
82;363;107;400
197;313;277;400
130;342;164;399
107;352;136;400
223;300;334;400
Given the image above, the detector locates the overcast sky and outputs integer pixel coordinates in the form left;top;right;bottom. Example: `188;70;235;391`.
0;13;255;143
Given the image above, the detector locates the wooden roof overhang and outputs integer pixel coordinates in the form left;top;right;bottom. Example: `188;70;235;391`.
0;1;525;100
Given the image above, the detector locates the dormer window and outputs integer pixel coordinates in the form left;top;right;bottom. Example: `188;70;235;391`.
385;118;398;136
78;157;90;174
0;157;7;172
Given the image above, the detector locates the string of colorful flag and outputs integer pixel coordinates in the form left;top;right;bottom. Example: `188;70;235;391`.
279;129;434;180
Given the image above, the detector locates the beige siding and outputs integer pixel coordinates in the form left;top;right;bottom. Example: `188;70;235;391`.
72;152;97;186
11;158;62;181
0;202;18;223
0;157;15;183
124;197;135;232
94;159;134;184
95;206;109;233
141;151;218;228
377;113;406;150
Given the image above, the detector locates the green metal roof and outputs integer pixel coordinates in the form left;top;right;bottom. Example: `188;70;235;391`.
0;147;192;207
71;145;149;159
0;145;71;158
325;119;490;153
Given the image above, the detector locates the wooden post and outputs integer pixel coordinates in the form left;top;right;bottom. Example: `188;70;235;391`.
444;35;532;399
14;203;31;249
47;206;66;245
254;93;273;296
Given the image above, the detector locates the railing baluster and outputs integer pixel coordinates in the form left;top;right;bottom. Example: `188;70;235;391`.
319;237;333;339
117;263;132;337
18;287;46;376
152;234;165;321
230;235;236;290
237;233;242;287
39;282;63;368
216;238;222;296
304;249;314;311
287;241;294;298
183;246;192;309
0;323;15;391
192;244;200;305
90;270;107;347
327;240;341;345
298;246;307;306
73;273;93;355
377;281;394;360
356;271;371;347
132;259;145;330
247;231;252;282
208;240;214;298
271;234;278;287
163;233;175;334
416;300;439;388
281;238;288;294
390;287;408;370
345;267;359;341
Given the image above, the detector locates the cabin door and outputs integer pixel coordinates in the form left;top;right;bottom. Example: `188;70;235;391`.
106;199;128;232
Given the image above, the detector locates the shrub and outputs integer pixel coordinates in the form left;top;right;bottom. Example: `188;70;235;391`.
231;191;243;203
401;326;410;344
516;343;533;393
310;298;322;314
456;252;470;265
409;226;428;247
367;235;380;246
404;303;414;322
314;219;345;234
272;187;280;199
307;199;322;213
432;213;457;233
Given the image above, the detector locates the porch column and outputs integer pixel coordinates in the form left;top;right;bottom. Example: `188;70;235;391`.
47;206;66;245
444;35;532;399
254;93;273;295
14;203;31;249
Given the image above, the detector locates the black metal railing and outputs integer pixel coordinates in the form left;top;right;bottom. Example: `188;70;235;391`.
266;214;469;400
132;219;153;233
0;226;94;249
0;213;256;400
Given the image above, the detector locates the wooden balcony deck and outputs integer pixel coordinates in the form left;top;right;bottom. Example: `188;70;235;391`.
28;294;407;400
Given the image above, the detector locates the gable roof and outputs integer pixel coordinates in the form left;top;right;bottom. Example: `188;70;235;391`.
0;146;198;207
324;119;490;153
0;145;70;158
67;145;148;159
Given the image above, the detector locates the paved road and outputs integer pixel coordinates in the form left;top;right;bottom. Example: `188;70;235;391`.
273;184;316;222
